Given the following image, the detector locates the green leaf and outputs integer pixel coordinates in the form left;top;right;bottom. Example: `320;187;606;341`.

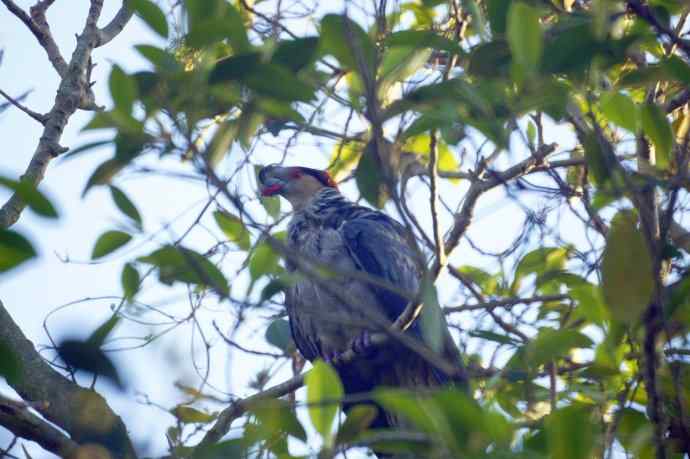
526;328;593;366
0;177;58;218
512;247;569;292
172;406;216;424
138;245;229;296
83;159;127;197
109;186;142;227
248;398;307;441
131;0;169;38
601;210;654;323
91;230;132;259
0;229;36;273
486;0;511;36
88;315;120;347
640;103;673;169
306;360;344;443
121;263;140;301
214;211;250;250
109;65;138;114
135;45;180;72
320;14;375;75
249;242;279;280
616;408;654;456
378;46;432;95
271;37;320;73
354;146;387;208
265;318;293;352
60;140;113;161
546;405;598;459
336;404;378;444
193;438;244;459
0;340;21;385
600;92;638;132
375;389;439;433
507;3;543;71
385;30;463;55
185;0;249;52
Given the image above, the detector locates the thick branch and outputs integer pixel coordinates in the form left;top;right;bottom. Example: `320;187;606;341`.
0;394;78;458
0;301;136;458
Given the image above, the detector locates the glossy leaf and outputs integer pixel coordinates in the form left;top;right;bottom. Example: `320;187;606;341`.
601;211;654;323
306;360;344;442
0;229;36;273
91;230;132;259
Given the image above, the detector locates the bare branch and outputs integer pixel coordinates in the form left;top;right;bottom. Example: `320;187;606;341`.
0;394;79;458
0;0;69;76
444;294;570;314
0;89;47;125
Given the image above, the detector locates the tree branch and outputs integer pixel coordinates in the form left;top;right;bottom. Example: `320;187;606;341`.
0;301;136;459
0;394;79;458
0;89;47;125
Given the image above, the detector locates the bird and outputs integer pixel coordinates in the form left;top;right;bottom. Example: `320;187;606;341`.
257;164;468;431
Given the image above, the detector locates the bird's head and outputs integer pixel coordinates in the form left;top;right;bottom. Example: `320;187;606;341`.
258;165;338;209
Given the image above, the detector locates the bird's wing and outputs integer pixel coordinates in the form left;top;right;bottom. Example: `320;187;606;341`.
285;286;320;361
340;212;421;326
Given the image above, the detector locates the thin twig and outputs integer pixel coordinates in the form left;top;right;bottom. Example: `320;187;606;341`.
0;89;46;124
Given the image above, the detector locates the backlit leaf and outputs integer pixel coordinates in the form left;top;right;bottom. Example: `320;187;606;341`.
601;210;654;323
640;103;673;169
214;211;250;250
600;92;638;132
306;360;343;442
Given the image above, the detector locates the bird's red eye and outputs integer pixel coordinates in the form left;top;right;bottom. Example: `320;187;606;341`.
290;169;303;179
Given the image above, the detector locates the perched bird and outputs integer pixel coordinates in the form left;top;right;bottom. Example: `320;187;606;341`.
258;164;467;430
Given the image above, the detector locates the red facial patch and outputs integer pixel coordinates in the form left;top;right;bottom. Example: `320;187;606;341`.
261;184;283;196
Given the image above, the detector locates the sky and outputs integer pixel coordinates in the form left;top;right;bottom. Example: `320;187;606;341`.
0;2;600;458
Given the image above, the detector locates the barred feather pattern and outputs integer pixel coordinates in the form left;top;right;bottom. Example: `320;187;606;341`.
284;188;463;434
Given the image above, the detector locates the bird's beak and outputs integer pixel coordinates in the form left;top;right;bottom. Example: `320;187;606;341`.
258;165;287;196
